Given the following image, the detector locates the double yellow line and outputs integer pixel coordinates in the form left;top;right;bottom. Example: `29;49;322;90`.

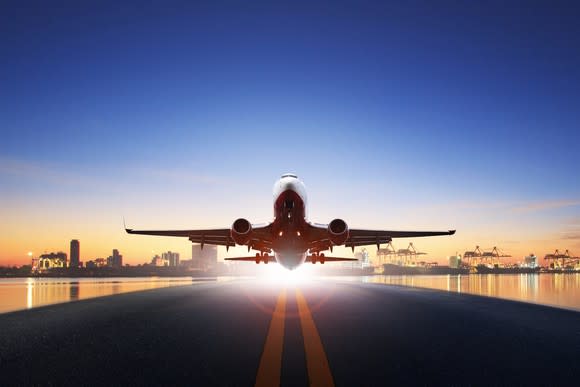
255;288;335;387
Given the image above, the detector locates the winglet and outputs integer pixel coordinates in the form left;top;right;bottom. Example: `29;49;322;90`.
123;217;133;233
449;230;456;235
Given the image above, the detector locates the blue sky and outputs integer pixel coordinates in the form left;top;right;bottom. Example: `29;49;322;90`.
1;1;580;264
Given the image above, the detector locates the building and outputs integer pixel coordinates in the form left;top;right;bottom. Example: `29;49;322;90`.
162;251;180;267
448;255;462;268
350;248;371;269
113;249;122;268
37;252;67;271
523;254;538;268
70;240;80;269
86;258;107;268
107;249;123;268
191;244;217;271
151;255;166;267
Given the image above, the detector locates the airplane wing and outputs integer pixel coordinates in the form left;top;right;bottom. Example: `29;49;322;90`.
345;229;456;249
125;223;274;250
125;227;234;247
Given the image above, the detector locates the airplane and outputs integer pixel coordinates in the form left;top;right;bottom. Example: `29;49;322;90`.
125;173;455;270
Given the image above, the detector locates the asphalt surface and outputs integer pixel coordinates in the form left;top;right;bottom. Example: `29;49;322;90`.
1;279;579;386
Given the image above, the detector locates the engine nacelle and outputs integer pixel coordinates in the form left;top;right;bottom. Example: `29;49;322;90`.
231;218;253;245
328;218;349;245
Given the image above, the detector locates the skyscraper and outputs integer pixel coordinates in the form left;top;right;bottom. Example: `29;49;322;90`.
162;251;180;267
108;249;123;268
70;239;80;269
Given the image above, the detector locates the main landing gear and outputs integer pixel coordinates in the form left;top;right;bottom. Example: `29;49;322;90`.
311;253;326;264
255;252;271;264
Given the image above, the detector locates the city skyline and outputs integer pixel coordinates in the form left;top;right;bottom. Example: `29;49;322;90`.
9;225;577;268
2;1;580;266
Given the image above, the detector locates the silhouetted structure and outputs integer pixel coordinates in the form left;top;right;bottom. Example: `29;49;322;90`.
151;255;165;266
544;249;579;269
162;251;180;267
376;242;426;266
86;258;107;268
37;252;67;271
350;248;371;269
463;246;511;266
70;240;80;269
107;249;123;268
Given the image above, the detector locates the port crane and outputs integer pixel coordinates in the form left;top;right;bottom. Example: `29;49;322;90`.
544;249;579;269
376;242;427;266
463;246;511;266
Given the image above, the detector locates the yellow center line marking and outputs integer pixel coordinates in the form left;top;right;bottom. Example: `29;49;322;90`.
255;288;287;387
296;289;335;387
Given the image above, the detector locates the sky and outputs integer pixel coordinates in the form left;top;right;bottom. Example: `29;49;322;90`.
1;0;580;266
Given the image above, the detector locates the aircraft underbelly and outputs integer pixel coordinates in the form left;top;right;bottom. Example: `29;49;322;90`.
276;251;307;270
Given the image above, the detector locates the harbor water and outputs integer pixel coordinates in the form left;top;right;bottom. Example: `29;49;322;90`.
0;277;215;314
1;274;579;314
360;273;580;311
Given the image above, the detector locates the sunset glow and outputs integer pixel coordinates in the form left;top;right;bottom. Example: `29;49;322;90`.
1;2;579;267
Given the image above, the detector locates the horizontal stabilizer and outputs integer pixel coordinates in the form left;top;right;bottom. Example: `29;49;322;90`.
225;256;276;263
305;256;358;263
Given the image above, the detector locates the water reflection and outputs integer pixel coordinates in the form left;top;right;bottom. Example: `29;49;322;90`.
362;273;580;311
0;277;214;314
69;282;80;301
4;274;580;314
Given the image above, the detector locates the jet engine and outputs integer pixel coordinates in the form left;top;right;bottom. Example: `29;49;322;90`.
328;218;349;245
231;218;253;245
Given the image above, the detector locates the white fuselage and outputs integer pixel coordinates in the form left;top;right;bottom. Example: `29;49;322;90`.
271;174;310;269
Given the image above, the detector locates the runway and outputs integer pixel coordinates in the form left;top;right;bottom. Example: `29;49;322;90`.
1;278;579;386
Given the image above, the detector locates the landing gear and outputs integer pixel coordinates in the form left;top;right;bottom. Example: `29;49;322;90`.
311;253;325;264
255;252;271;264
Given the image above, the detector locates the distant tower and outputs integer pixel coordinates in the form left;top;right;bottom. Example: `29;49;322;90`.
162;251;180;267
70;240;80;269
112;249;123;268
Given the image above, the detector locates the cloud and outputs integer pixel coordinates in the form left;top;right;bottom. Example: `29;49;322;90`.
560;234;580;240
0;157;228;192
511;199;580;214
421;200;508;212
0;157;104;190
563;216;580;227
424;198;580;215
0;158;48;176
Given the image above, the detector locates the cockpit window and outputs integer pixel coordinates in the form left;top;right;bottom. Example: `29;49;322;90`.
281;173;298;179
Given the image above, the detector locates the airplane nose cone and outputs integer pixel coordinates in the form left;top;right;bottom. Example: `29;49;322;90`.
280;181;297;192
276;252;305;270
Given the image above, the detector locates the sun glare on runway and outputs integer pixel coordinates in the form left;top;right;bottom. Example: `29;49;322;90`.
257;264;312;285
